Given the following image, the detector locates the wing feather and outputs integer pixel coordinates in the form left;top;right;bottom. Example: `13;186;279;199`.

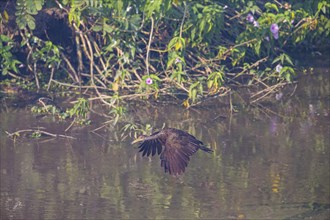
157;144;162;155
160;147;190;175
151;141;157;156
147;142;152;156
138;139;163;157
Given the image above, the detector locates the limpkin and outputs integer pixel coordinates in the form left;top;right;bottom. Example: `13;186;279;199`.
131;128;213;175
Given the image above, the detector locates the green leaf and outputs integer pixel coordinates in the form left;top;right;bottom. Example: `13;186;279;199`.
199;83;203;95
0;34;11;42
92;25;103;32
285;73;291;82
254;41;261;56
284;54;294;66
190;81;199;91
144;0;162;18
3;10;9;22
207;80;213;89
150;74;161;81
27;17;36;30
265;3;279;12
167;37;185;51
192;89;197;101
26;0;44;15
272;56;281;64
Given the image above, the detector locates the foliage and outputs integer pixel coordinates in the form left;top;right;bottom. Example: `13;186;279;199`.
29;39;62;69
139;74;161;93
121;123;154;139
31;131;41;138
1;0;329;123
15;0;45;30
64;97;91;125
0;35;21;76
31;103;60;115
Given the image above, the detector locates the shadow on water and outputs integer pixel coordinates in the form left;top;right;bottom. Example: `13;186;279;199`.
1;67;329;219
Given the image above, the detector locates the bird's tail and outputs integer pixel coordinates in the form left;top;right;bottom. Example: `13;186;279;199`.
199;145;213;153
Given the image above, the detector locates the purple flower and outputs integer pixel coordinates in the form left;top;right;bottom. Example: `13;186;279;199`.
175;58;182;64
246;13;254;23
276;64;282;73
253;21;259;27
270;23;279;34
145;78;153;85
270;24;280;39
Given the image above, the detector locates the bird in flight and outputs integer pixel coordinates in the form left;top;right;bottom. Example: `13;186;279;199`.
131;128;213;175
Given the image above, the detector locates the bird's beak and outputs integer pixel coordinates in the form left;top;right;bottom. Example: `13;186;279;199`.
131;137;143;144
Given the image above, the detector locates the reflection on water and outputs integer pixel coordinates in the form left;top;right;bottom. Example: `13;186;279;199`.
1;70;329;219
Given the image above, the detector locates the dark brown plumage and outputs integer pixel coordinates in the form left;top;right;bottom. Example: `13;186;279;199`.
131;128;213;175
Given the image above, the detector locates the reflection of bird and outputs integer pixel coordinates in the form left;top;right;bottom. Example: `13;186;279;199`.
131;128;213;175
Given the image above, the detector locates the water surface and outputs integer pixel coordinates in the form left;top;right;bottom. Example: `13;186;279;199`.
1;67;329;219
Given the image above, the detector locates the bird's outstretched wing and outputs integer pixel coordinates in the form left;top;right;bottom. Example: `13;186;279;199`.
138;139;163;157
160;131;200;175
160;147;191;175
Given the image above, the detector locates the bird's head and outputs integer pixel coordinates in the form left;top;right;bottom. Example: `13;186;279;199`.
131;135;148;144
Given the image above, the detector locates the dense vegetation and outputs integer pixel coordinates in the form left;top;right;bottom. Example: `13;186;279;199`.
1;0;329;124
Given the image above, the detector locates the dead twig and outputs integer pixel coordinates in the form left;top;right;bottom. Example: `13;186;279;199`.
146;16;154;76
250;82;288;104
5;129;76;139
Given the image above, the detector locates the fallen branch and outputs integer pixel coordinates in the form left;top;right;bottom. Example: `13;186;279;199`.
250;82;288;104
5;129;76;140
